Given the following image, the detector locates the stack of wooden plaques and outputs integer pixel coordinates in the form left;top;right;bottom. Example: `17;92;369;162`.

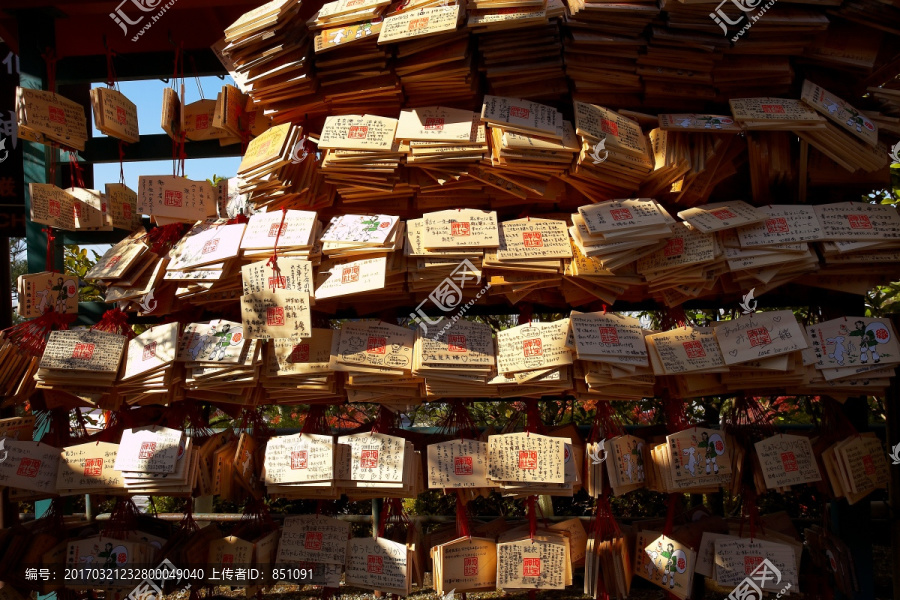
469;0;568;100
165;218;247;306
318;114;408;201
176;319;264;406
117;322;182;406
15;87;88;151
414;318;496;397
319;213;401;257
810;202;900;295
262;433;338;498
821;432;890;505
89;87;139;144
563;1;654;106
487;431;575;497
432;537;497;595
574;358;655;402
274;515;348;585
496;529;572;590
333;320;422;410
495;319;573;392
396;106;487;171
56;441;126;496
236;122;310;210
797;80;888;173
563;237;641;306
723;204;823;292
567;102;653;198
637;222;724;306
88;230;162;311
35;330;127;404
221;0;321;124
114;426;195;496
572;199;675;271
336;431;423;499
239;209;320;261
484;217;571;301
263;332;344;405
584;530;632;599
346;537;412;596
404;216;485;299
639;32;717;107
394;28;477;107
312;0;399;115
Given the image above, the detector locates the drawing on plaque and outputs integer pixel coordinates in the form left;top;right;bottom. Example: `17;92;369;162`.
678;432;726;477
188;322;244;361
33;274;78;314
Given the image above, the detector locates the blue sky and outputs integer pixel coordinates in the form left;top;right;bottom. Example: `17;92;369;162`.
84;76;243;255
91;76;242;191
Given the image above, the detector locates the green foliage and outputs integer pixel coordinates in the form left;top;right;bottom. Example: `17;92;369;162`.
64;245;103;302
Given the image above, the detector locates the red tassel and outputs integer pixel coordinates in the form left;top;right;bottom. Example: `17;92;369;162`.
146;222;189;255
4;309;76;357
90;308;134;339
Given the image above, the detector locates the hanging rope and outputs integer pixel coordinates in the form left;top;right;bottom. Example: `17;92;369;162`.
266;208;288;292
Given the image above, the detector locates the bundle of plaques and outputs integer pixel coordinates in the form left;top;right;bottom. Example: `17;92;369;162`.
645;326;728;397
404;216;484;298
275;515;350;586
496;528;572;591
89;87;139;143
336;431;423;499
725;204;823;293
414;318;496;397
645;428;733;494
797;80;888;174
35;330;128;405
56;441;126;496
563;238;643;306
312;0;400;115
426;436;495;501
114;426;197;496
165;218;248;307
808;202;900;295
495;318;573;391
584;529;632;599
803;316;900;398
707;536;799;597
319;213;402;257
396;106;487;170
572;198;675;272
820;432;890;505
345;537;412;596
393;25;476;108
117;322;182;406
263;433;337;498
563;0;656;106
567;102;653;198
573;358;655;402
487;431;577;497
176;319;264;406
478;96;573;202
729;97;826;132
632;530;695;600
16;87;89;150
221;0;320;123
751;433;822;495
431;536;498;595
484;217;572;299
333;320;423;410
636;222;725;306
318;114;409;202
468;0;568;100
643;118;745;206
236;122;308;209
15;271;78;319
28;183;109;233
239;209;320;261
0;438;62;500
262;331;344;405
314;251;407;305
